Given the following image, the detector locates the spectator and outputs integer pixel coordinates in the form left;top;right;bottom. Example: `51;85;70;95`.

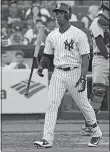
70;3;78;22
25;3;50;24
1;51;10;69
7;51;29;69
1;0;8;5
81;5;99;28
26;18;34;30
1;27;8;38
46;17;56;33
24;19;45;45
6;0;24;24
1;24;9;46
47;1;57;17
8;22;29;45
70;14;78;22
1;21;10;37
24;20;34;44
39;1;51;18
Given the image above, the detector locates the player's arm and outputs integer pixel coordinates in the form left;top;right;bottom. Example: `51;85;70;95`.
37;34;54;77
75;33;90;92
75;53;89;92
90;19;109;59
81;54;89;78
95;35;109;60
79;33;90;78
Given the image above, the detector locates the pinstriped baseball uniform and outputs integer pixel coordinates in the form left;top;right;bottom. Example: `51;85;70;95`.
42;25;99;144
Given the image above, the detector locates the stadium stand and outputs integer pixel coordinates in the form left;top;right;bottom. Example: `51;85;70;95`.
1;0;100;70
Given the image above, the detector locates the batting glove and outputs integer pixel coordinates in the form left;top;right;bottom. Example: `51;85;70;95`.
37;65;44;77
75;76;86;92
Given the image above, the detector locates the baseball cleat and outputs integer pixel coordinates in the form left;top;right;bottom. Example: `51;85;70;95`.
88;136;102;147
88;128;102;147
34;139;52;148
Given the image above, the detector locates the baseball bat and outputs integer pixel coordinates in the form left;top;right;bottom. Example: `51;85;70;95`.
24;25;45;96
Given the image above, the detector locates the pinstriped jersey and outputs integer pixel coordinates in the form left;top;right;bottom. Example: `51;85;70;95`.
44;25;90;67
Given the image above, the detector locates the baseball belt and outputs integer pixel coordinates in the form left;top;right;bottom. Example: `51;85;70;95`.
57;67;78;71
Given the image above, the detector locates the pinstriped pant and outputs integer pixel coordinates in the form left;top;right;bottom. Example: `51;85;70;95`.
43;67;97;144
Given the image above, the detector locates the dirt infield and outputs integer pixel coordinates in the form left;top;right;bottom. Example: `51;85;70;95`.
1;120;109;152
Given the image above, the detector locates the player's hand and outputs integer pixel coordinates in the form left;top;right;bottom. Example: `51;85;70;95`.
75;76;86;92
37;65;44;77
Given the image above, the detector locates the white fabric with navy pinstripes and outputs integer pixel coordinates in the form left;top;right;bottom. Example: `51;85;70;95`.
44;25;90;68
42;25;101;145
43;68;101;144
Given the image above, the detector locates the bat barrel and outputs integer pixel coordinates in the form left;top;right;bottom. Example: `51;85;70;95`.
34;25;45;57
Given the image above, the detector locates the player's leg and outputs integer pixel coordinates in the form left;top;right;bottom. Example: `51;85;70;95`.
90;83;107;115
81;83;106;136
83;56;109;133
90;56;109;116
67;70;102;147
34;70;66;148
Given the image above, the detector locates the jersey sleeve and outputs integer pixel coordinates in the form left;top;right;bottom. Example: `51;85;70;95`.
90;18;104;38
44;33;54;55
78;33;90;55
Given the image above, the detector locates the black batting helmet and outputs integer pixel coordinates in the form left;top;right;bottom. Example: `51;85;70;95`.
101;0;110;11
52;2;72;20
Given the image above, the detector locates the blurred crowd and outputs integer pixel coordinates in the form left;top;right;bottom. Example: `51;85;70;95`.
1;0;101;69
1;0;100;46
1;50;29;69
1;0;57;46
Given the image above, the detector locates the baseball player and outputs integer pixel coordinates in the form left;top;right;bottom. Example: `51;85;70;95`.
34;2;102;148
81;0;110;136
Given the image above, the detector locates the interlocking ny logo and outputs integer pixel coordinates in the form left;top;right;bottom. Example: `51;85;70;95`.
64;39;74;51
11;80;46;98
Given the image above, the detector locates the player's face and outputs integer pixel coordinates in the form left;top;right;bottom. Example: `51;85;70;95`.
55;10;67;25
16;55;24;64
